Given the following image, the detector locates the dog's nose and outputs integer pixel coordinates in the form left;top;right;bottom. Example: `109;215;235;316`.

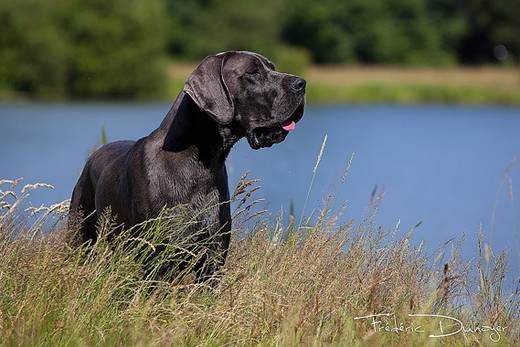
291;77;306;93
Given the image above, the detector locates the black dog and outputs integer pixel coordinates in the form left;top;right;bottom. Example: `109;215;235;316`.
69;51;305;281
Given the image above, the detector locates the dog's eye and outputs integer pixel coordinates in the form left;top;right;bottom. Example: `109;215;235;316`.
246;68;260;76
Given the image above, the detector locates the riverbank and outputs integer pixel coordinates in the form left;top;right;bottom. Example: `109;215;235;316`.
168;63;520;105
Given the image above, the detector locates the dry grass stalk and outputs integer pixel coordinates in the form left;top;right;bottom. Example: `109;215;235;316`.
0;178;518;346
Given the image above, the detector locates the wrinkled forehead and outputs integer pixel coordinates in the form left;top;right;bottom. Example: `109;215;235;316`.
221;51;276;73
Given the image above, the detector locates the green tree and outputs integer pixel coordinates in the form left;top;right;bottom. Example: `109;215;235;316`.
0;0;168;99
281;0;355;63
459;0;520;63
427;0;468;64
0;0;71;97
168;0;283;59
166;0;208;57
167;0;310;73
68;0;168;98
282;0;452;64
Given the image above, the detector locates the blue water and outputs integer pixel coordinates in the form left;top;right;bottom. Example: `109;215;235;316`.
1;102;519;278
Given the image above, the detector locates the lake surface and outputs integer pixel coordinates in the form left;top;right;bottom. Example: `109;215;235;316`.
1;102;519;278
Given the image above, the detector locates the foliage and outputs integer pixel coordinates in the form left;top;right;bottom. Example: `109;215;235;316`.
67;0;168;99
168;0;284;59
281;0;450;64
458;0;520;64
0;0;168;99
0;0;71;98
168;0;520;66
1;0;520;99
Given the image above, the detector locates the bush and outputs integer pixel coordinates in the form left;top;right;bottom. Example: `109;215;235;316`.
0;0;70;98
0;0;168;99
281;0;452;65
272;46;311;75
168;0;283;60
68;0;168;99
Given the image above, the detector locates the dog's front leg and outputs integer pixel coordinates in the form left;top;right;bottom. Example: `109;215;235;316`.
194;230;231;286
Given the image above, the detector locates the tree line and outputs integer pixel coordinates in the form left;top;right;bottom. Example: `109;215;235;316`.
1;0;518;99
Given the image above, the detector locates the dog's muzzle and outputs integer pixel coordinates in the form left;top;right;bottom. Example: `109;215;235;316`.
247;101;305;149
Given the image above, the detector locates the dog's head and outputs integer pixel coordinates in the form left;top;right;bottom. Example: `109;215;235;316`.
184;51;305;149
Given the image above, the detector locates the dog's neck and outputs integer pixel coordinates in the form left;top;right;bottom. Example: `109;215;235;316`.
153;92;242;169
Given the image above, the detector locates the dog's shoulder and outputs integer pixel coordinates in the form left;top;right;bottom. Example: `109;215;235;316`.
91;140;135;160
87;140;136;181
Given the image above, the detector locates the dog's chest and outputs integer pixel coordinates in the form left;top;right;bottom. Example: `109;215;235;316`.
152;177;221;237
145;155;223;218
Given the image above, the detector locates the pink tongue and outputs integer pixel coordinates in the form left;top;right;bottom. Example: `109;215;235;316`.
281;120;296;131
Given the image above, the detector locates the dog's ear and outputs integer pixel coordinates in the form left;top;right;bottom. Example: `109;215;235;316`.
184;54;234;125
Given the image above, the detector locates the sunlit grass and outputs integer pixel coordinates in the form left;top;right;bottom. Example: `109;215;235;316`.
1;175;518;346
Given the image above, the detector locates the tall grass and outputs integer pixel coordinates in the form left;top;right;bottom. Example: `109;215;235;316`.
0;176;518;346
